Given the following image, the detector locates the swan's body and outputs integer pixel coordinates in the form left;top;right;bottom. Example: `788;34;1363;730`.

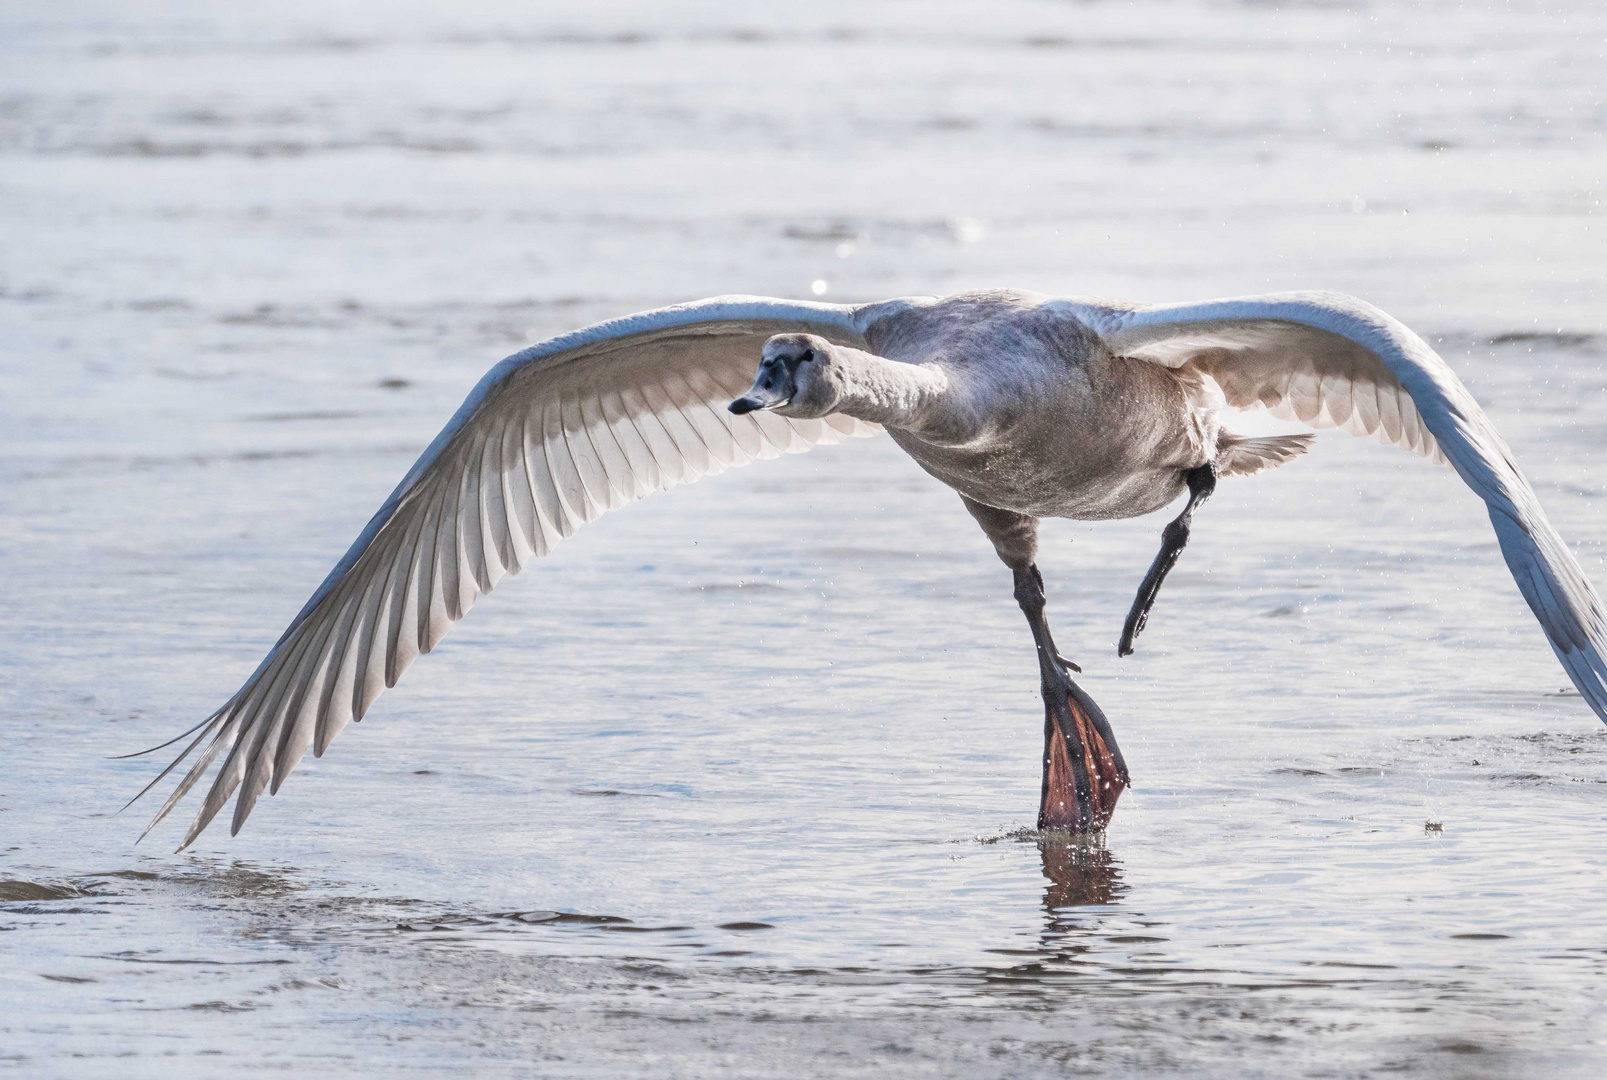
131;288;1607;847
866;294;1208;520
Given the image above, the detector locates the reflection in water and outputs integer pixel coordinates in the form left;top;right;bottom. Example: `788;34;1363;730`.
1035;834;1126;966
1039;833;1123;911
963;834;1127;996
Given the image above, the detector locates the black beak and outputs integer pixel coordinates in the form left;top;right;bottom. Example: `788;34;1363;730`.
729;392;789;414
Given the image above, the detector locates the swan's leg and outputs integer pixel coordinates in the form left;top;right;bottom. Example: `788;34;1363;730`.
960;494;1128;833
1118;462;1218;657
1014;565;1130;833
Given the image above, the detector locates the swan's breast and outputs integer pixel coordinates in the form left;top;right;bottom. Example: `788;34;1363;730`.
885;347;1210;522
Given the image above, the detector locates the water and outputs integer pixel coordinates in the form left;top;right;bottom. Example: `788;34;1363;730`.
3;2;1607;1075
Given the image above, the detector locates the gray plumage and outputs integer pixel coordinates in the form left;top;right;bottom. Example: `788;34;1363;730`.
129;288;1607;848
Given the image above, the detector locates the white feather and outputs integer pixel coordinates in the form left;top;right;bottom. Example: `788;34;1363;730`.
1061;290;1607;723
142;296;892;847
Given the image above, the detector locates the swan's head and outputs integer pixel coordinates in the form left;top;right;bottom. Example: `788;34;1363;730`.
729;334;841;419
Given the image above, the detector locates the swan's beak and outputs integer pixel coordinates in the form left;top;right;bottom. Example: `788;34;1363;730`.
732;352;801;414
728;388;789;414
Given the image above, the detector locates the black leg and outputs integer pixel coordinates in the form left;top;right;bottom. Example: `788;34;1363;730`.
1118;462;1218;658
1013;564;1081;683
1013;565;1130;832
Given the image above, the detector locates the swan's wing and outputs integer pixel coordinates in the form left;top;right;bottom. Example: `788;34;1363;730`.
137;295;909;848
1056;290;1607;725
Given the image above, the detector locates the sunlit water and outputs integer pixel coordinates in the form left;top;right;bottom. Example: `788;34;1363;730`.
4;2;1607;1076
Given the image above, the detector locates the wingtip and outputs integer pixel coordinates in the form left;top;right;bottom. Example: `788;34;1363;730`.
169;821;199;854
109;710;225;760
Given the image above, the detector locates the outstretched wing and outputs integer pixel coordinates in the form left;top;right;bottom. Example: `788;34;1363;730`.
1057;290;1607;725
137;295;906;848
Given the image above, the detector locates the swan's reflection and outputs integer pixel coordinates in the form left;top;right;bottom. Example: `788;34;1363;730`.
956;833;1128;1002
1039;832;1123;911
1033;833;1125;963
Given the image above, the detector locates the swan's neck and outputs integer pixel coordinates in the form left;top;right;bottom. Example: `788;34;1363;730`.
829;345;951;433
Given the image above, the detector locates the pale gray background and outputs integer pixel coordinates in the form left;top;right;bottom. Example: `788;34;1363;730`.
3;2;1606;1076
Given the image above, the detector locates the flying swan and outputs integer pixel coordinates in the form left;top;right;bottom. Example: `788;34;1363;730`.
127;289;1607;846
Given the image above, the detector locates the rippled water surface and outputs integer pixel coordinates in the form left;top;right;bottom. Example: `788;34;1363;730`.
5;2;1607;1076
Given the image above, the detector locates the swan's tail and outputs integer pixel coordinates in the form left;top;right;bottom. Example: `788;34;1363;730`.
1039;681;1128;832
1215;431;1316;477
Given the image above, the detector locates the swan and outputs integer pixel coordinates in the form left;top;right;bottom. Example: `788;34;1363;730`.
127;289;1607;847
